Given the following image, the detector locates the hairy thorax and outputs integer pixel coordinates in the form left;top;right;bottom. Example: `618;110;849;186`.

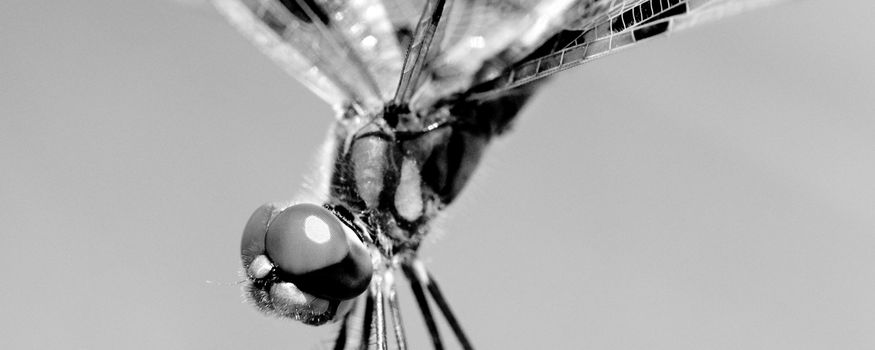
326;106;472;255
325;84;537;256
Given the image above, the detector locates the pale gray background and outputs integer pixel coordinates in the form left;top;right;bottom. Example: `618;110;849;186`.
2;0;874;349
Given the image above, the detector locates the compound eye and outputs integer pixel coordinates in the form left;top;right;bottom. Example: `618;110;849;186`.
265;203;348;274
262;203;372;300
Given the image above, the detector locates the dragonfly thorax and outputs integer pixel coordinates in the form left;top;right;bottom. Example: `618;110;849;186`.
328;106;459;254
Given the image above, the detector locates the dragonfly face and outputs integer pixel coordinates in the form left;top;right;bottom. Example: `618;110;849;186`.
240;202;370;325
217;0;795;347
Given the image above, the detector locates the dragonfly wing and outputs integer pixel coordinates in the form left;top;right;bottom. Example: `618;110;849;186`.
410;0;585;110
380;0;521;55
465;0;794;100
214;0;404;114
379;0;426;33
381;0;544;104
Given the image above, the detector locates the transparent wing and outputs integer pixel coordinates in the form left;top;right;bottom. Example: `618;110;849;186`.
214;0;404;114
380;0;529;54
375;0;577;110
465;0;794;100
410;0;585;109
379;0;425;33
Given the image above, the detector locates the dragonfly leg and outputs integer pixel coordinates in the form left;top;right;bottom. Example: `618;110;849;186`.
408;260;474;350
373;278;388;350
385;273;408;350
332;306;351;350
401;263;444;350
358;293;374;350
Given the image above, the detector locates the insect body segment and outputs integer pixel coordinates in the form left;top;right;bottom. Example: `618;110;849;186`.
328;103;518;252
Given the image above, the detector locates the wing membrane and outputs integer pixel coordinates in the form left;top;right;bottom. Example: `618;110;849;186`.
217;0;792;112
214;0;404;114
410;0;585;109
466;0;793;100
382;0;561;109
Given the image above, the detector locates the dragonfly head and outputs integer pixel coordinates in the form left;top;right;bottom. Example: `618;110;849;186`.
240;202;373;324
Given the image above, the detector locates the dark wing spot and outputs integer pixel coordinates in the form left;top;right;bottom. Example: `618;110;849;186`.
278;0;331;24
611;0;689;40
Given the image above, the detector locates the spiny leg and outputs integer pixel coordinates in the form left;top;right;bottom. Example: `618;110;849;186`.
385;273;408;350
332;307;351;350
402;263;444;350
409;260;474;350
358;293;374;350
373;280;388;350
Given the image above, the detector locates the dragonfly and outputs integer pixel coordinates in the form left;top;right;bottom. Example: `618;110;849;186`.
214;0;792;348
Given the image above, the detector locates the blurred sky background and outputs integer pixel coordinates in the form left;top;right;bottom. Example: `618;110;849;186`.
2;0;875;349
